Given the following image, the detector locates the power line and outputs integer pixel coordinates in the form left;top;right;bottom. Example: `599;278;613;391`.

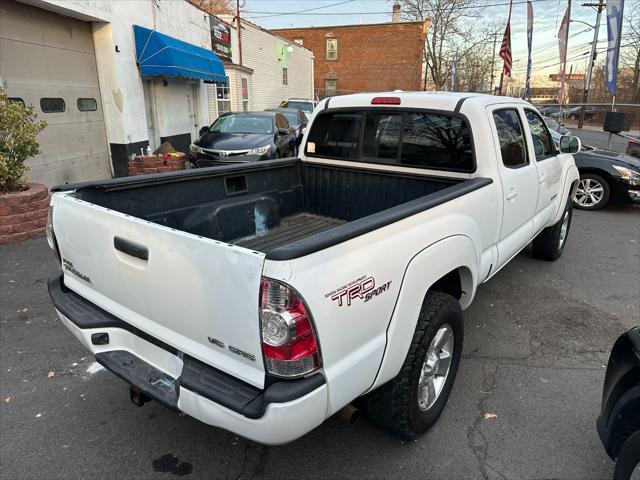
245;0;559;16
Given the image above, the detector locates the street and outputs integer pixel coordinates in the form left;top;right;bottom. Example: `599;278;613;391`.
1;204;638;480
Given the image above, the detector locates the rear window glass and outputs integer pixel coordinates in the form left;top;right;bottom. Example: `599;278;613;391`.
306;112;362;160
305;109;475;172
40;98;65;113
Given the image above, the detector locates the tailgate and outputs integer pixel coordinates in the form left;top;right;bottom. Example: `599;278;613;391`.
52;194;266;388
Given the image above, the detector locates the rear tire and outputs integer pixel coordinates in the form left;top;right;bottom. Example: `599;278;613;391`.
364;291;463;439
614;430;640;480
573;173;610;210
532;199;573;261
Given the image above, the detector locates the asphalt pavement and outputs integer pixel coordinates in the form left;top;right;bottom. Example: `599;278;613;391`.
1;204;639;479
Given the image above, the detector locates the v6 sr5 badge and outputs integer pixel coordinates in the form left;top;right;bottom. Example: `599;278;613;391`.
325;275;392;307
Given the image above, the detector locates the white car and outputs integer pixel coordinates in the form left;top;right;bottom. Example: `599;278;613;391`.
47;92;580;444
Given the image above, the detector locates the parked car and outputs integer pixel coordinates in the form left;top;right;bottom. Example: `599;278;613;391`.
279;98;318;119
539;105;560;117
189;111;297;167
264;107;307;150
543;116;571;135
567;105;598;120
619;133;640;159
46;92;580;444
597;326;640;480
550;129;640;209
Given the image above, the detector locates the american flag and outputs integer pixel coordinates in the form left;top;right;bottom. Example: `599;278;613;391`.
499;0;514;77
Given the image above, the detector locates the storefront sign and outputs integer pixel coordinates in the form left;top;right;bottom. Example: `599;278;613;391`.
210;16;232;62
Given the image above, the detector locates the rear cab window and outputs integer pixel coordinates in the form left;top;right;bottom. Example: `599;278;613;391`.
305;109;474;172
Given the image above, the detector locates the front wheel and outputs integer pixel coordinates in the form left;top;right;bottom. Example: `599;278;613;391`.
614;430;640;480
364;291;463;439
573;173;610;210
532;199;573;261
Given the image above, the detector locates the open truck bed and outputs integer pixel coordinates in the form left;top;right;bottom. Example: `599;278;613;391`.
55;158;489;260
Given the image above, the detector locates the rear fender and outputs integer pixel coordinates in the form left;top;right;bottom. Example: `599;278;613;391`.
367;235;478;391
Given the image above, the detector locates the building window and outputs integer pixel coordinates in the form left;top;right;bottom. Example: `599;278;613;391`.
283;67;288;86
8;97;25;106
77;98;97;111
241;77;249;112
216;82;231;115
40;98;65;113
326;38;338;60
294;38;304;45
324;79;337;97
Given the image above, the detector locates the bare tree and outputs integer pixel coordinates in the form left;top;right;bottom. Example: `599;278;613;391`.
619;3;639;103
188;0;235;16
400;0;490;90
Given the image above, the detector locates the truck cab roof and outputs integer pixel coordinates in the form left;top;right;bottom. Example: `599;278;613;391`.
322;91;531;113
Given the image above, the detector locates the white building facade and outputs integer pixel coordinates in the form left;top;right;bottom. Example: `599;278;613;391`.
207;16;314;122
0;0;219;184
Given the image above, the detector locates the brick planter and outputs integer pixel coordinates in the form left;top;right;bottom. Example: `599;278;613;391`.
128;154;186;176
0;183;50;245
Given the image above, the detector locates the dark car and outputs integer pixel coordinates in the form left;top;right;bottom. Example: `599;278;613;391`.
550;130;640;209
597;326;640;480
567;105;598;120
264;108;307;150
190;112;296;167
539;106;560;117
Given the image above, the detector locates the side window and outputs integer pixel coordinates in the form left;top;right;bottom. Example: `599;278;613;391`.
401;112;474;171
40;98;65;113
77;98;97;111
305;112;362;160
363;113;402;160
524;109;555;159
493;109;529;169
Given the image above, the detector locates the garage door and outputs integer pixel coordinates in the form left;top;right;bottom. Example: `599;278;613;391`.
0;0;111;187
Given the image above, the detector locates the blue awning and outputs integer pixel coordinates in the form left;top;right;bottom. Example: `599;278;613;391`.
133;25;227;83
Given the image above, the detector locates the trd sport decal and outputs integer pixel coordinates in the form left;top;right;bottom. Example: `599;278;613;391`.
325;275;392;307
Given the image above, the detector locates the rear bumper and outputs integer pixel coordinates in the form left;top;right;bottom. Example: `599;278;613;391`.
48;272;328;444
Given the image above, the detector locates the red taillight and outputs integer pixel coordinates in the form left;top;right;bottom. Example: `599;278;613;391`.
260;278;320;377
371;96;401;105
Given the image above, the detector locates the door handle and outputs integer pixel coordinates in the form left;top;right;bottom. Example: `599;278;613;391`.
539;174;547;184
114;237;149;261
506;190;519;201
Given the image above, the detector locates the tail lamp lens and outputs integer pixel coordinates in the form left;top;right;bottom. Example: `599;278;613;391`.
260;278;320;378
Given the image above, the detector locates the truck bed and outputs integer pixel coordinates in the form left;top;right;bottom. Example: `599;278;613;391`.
59;159;490;259
234;213;346;251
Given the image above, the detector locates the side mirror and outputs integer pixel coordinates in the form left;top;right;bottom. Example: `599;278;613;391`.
198;126;209;137
559;135;581;154
278;128;289;135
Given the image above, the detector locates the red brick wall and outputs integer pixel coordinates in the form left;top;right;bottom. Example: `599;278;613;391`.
272;21;428;97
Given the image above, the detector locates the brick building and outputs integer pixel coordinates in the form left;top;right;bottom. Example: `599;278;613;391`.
272;16;430;98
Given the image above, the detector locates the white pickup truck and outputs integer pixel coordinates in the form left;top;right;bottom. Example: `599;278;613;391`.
47;92;581;444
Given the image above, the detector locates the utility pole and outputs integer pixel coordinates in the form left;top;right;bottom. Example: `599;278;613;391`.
578;2;605;128
236;0;243;66
490;32;498;94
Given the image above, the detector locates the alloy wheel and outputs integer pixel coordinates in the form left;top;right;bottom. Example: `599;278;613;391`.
574;178;605;208
417;324;454;411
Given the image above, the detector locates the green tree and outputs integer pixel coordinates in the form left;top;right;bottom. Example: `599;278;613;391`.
0;88;46;193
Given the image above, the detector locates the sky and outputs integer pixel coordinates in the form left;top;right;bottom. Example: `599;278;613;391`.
240;0;637;77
